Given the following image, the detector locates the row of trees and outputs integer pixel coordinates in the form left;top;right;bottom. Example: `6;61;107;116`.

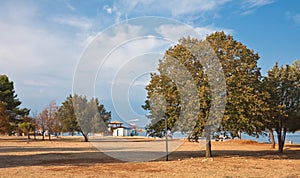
143;32;300;156
34;95;111;142
0;76;111;142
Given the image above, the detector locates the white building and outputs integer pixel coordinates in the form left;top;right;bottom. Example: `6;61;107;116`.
108;120;129;136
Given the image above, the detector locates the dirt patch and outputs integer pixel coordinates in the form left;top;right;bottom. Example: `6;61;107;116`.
0;136;299;177
225;139;262;144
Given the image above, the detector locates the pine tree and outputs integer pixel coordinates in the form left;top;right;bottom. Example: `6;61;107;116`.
264;61;300;153
0;75;29;134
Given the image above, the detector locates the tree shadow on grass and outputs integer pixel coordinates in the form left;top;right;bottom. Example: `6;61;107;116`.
1;136;300;168
1;148;299;169
0;151;122;168
0;136;84;143
167;148;300;161
0;146;96;153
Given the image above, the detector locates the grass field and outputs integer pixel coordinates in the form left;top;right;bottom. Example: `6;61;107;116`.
0;136;299;178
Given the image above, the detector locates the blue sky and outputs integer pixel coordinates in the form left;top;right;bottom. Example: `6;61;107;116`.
0;0;299;126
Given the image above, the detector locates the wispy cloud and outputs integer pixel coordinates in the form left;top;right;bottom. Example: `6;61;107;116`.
0;1;86;111
242;0;274;9
293;14;300;25
162;0;230;17
53;16;94;30
156;24;233;40
64;0;76;11
195;26;234;38
105;0;231;24
285;11;300;26
103;5;115;14
240;0;274;15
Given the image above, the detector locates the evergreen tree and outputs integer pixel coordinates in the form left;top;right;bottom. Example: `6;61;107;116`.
0;75;29;134
57;95;80;135
58;95;111;142
263;61;300;153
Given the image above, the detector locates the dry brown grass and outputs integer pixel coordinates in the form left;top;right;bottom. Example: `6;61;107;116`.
0;136;299;178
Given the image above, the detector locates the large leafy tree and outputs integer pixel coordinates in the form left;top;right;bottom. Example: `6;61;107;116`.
0;75;29;134
59;95;111;142
57;95;80;135
206;32;268;139
143;32;267;157
263;61;300;153
143;37;223;157
143;74;181;138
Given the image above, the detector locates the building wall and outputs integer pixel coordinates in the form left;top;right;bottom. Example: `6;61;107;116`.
113;128;124;136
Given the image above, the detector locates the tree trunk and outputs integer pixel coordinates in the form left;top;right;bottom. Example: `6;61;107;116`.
237;130;241;140
81;130;89;142
269;129;275;149
48;132;51;141
34;131;36;140
205;133;212;157
276;128;286;153
42;131;45;141
255;132;259;142
277;131;283;153
27;131;30;140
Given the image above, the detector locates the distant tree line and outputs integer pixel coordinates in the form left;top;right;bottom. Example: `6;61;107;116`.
0;76;111;142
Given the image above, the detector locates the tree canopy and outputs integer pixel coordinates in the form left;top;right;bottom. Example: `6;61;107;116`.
143;32;271;157
0;74;29;135
58;94;111;142
263;60;300;153
206;32;269;139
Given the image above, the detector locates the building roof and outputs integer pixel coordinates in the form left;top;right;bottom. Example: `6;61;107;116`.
109;120;123;125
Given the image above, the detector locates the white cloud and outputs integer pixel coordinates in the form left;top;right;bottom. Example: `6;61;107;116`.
0;2;86;111
195;26;233;37
22;79;53;87
156;24;199;41
106;0;231;24
242;0;274;9
0;1;237;115
156;24;233;41
168;0;230;17
120;0;230;16
64;0;76;11
240;0;274;15
103;5;115;14
293;14;300;25
285;11;300;26
53;16;94;30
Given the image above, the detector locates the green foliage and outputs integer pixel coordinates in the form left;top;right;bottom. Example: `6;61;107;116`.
263;61;300;152
142;74;181;137
144;32;267;142
18;121;34;134
0;75;30;135
143;38;210;140
143;36;228;157
206;32;268;138
57;95;80;135
0;103;10;134
58;94;111;142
